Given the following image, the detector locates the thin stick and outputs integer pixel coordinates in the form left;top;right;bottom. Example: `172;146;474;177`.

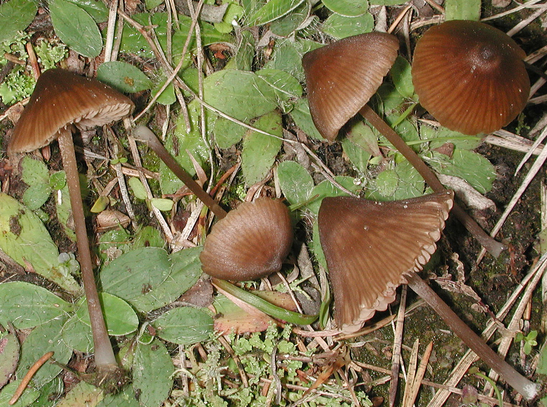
389;285;407;407
406;273;538;400
360;105;507;258
9;351;54;405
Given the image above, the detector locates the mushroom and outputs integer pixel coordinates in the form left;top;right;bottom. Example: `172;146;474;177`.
302;32;506;258
8;68;134;374
318;191;538;400
412;20;530;135
200;198;293;281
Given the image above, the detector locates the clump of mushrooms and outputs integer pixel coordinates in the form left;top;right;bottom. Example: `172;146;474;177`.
318;191;538;400
302;32;506;258
8;68;134;378
412;20;530;135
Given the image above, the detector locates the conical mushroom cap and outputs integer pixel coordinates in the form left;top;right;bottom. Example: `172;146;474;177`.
412;20;529;135
200;198;293;281
8;68;134;154
302;33;400;142
318;191;454;333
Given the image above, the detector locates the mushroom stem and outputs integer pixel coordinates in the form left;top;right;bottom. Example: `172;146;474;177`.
359;105;506;258
132;126;227;219
406;273;538;400
57;129;117;369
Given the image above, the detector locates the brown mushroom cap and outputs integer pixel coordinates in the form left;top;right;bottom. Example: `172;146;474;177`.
8;68;134;154
412;20;529;135
200;198;293;281
318;191;454;333
302;33;400;142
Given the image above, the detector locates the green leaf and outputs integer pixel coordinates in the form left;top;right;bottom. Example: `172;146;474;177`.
98;228;132;262
0;380;40;406
55;180;77;242
0;330;19;389
21;151;53;210
214;117;247;149
445;0;481;21
55;381;103;407
16;317;72;387
0;193;80;293
242;111;283;185
290;98;324;140
0;282;74;329
0;0;38;44
76;293;139;336
65;0;108;23
62;314;94;353
50;0;103;58
342;137;371;173
306;176;360;214
277;161;314;206
132;339;174;407
270;2;311;36
97;61;152;93
152;307;213;345
257;69;303;104
23;184;51;210
321;12;374;39
322;0;369;17
204;69;278;122
97;387;140;407
150;198;174;212
369;0;408;4
100;247;202;313
128;177;148;200
249;0;304;25
133;226;165;249
390;56;414;99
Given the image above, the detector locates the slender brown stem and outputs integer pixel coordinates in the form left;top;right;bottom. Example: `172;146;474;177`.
406;273;538;400
132;126;227;219
57;129;117;369
360;105;506;258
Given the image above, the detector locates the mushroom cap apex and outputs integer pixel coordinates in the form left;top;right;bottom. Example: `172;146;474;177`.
8;68;134;154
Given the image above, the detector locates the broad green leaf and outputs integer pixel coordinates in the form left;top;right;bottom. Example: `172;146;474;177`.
234;29;256;70
257;69;303;103
445;0;481;21
321;12;374;39
249;0;304;25
0;193;80;293
152;307;213;345
214;117;247;148
62;314;93;353
16;317;72;387
98;387;140;407
153;81;176;106
322;0;369;17
347;121;381;157
390;56;414;99
242;111;283;185
160;100;210;194
215;3;245;33
420;125;482;151
145;0;163;9
98;228;132;262
370;0;408;4
65;0;108;23
290;98;324;140
21;156;49;185
278;161;314;206
431;149;496;194
133;226;164;249
203;69;278;121
0;282;74;329
76;293;139;336
56;381;103;407
55;180;76;242
342;137;371;173
128;177;148;200
50;0;102;58
263;38;321;82
23;184;51;210
100;247;202;313
150;198;174;211
97;61;152;93
0;330;19;389
270;2;311;36
0;0;37;44
132;339;174;407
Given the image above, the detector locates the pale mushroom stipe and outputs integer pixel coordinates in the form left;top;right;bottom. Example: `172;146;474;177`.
302;32;506;257
8;68;134;373
318;191;538;400
412;20;530;135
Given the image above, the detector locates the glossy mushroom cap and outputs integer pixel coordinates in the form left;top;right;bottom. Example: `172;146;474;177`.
200;198;293;281
412;20;529;135
318;191;454;333
8;68;134;154
302;33;400;142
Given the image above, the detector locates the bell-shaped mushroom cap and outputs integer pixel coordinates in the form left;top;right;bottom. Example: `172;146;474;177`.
8;68;134;154
200;198;293;281
412;20;529;136
302;33;399;142
318;190;454;333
